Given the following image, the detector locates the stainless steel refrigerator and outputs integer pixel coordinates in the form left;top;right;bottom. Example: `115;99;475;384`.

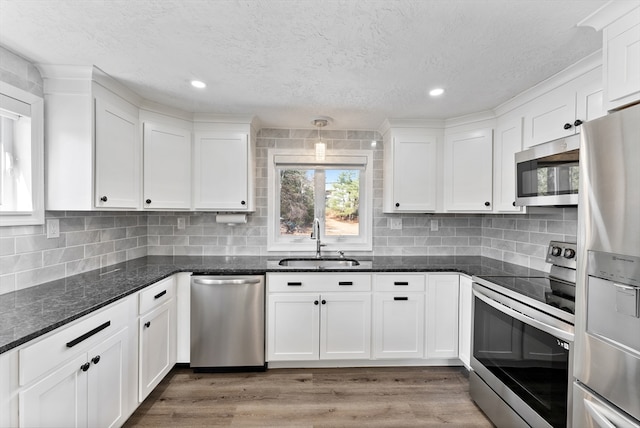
574;102;640;427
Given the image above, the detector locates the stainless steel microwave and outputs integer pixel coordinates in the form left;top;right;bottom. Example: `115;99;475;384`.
515;134;580;206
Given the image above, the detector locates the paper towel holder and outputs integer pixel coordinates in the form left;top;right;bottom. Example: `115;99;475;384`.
215;213;247;225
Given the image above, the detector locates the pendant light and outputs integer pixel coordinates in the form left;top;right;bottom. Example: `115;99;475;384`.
312;118;329;161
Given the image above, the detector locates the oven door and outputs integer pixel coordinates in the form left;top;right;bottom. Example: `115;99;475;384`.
471;284;574;428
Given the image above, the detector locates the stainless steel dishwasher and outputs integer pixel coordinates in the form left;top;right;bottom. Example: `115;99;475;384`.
190;275;265;371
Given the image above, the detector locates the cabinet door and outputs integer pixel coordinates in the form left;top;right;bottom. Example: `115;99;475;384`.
194;132;249;210
139;301;173;401
458;276;473;369
87;327;129;428
143;123;191;209
426;275;459;359
384;134;437;212
267;293;320;361
19;354;89;428
444;128;493;211
493;117;523;212
575;67;605;124
373;293;424;359
320;293;371;360
522;84;577;148
95;98;140;209
604;7;640;109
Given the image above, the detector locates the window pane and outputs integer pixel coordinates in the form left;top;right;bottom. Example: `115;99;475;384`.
0;114;33;212
325;169;359;236
279;169;315;235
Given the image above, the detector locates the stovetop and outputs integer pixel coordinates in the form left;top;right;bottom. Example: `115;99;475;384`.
473;241;577;324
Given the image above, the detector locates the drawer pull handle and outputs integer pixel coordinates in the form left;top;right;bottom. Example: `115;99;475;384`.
66;321;111;348
394;282;409;286
338;281;353;286
394;297;409;301
154;290;167;299
287;282;302;286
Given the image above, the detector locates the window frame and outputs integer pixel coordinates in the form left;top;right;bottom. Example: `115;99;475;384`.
267;149;373;253
0;82;44;226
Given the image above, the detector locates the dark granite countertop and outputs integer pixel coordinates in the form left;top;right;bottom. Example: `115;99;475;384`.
0;255;546;354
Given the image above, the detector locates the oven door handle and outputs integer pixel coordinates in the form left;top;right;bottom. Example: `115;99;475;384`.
473;288;574;342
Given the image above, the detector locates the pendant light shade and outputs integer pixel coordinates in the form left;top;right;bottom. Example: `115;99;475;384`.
312;118;329;161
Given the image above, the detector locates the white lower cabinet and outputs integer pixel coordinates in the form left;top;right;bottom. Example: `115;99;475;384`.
426;274;460;359
319;293;371;360
267;272;462;366
373;293;425;359
372;273;426;359
6;276;182;427
267;292;371;361
137;276;177;402
18;298;136;428
266;273;371;362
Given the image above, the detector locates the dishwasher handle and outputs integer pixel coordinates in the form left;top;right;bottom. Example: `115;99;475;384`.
192;277;262;286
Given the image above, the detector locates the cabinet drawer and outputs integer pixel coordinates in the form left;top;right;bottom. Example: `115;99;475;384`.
138;276;175;315
267;273;371;292
374;274;425;292
19;297;130;386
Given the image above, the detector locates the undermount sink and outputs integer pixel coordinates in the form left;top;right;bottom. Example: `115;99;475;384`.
278;258;360;268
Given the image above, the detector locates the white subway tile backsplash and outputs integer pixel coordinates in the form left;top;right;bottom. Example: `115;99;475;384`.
0;125;580;294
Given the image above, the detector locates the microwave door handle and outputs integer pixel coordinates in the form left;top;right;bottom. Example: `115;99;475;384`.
473;289;574;342
583;400;617;428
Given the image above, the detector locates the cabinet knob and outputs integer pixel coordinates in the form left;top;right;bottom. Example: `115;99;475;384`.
314;300;319;305
144;321;151;328
145;199;152;204
563;123;572;130
241;200;246;205
512;201;516;207
321;299;326;305
395;202;400;207
80;362;91;372
484;201;491;207
91;355;101;365
100;196;108;202
574;119;583;127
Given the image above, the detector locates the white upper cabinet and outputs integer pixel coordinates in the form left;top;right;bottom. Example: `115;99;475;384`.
444;128;493;212
40;65;142;211
143;122;191;210
382;128;440;213
522;66;604;148
193;130;255;211
580;4;640;110
94;98;140;209
604;7;640;109
493;116;523;212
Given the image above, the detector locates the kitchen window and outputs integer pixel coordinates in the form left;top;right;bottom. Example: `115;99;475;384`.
0;83;44;226
267;150;372;252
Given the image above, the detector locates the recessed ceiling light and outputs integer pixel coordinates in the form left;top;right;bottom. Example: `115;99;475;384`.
191;80;206;89
429;88;444;97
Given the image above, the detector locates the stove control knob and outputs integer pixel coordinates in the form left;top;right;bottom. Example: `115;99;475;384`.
551;246;562;257
563;248;576;259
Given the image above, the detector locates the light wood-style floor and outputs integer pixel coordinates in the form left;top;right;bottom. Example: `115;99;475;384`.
124;366;493;427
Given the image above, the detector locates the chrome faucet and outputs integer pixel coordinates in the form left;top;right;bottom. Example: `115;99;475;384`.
311;218;326;258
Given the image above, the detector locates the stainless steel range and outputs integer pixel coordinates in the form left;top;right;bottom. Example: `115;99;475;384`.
470;241;577;427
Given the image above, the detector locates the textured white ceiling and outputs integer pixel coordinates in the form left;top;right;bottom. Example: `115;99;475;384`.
0;0;609;129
